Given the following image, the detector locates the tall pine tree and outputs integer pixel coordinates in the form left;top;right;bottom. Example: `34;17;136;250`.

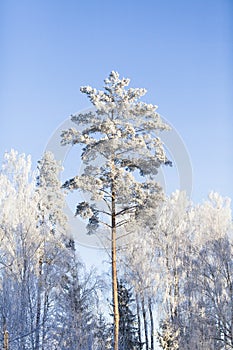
61;71;170;350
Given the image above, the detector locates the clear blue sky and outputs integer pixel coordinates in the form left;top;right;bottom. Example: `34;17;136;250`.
1;0;232;205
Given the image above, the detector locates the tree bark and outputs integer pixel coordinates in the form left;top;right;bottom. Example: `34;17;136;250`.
112;182;119;350
41;291;49;350
20;256;27;350
35;257;43;349
173;264;179;320
3;317;9;350
142;296;149;350
3;330;9;350
148;297;154;350
136;293;142;349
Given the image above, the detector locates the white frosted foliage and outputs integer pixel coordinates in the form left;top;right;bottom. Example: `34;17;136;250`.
61;71;171;234
37;151;67;232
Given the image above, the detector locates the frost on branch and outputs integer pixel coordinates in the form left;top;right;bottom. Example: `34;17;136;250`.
75;201;94;219
37;151;67;232
75;202;99;235
157;317;180;350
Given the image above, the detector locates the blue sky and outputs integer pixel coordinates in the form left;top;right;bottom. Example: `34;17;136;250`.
1;0;232;206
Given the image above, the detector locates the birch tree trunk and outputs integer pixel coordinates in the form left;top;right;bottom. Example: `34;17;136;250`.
148;297;154;350
41;291;49;350
136;293;142;349
20;256;28;350
35;257;43;349
142;296;149;350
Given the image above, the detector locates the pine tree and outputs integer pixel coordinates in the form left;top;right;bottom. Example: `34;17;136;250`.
118;280;142;350
94;313;112;350
61;71;170;350
157;317;179;350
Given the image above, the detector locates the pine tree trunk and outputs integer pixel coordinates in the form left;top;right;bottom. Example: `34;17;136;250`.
112;183;119;350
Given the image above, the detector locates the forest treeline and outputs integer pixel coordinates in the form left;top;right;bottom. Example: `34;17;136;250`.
0;149;232;349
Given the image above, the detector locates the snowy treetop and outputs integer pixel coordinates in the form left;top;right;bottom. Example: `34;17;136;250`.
61;71;172;234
